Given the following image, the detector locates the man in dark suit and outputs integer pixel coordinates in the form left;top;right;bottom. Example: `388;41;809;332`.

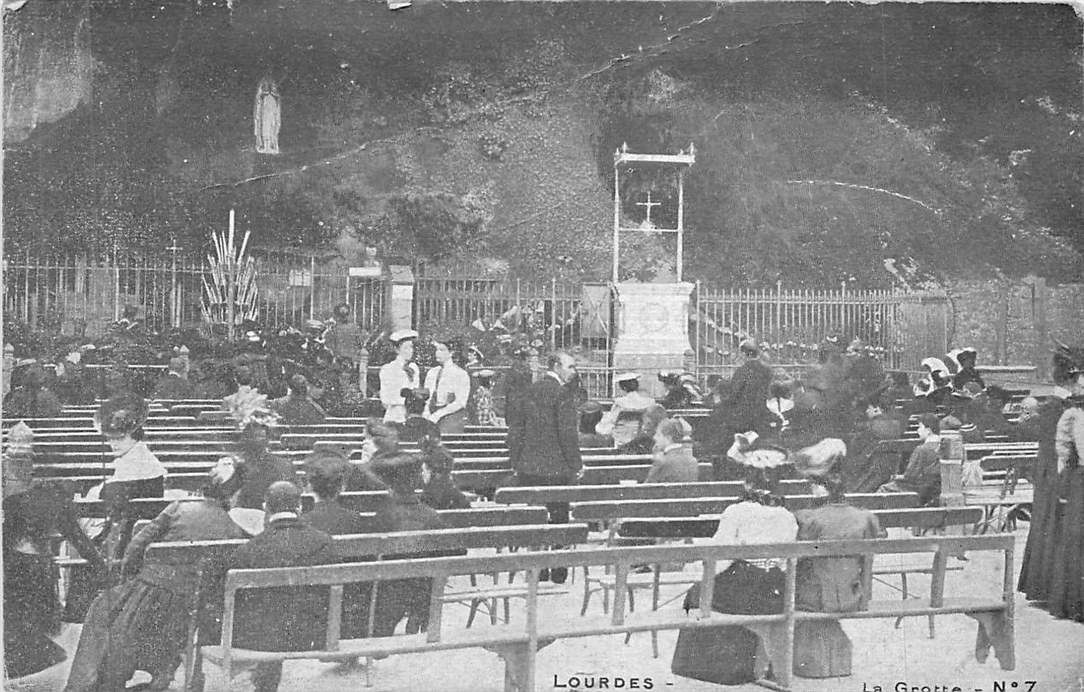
726;340;774;435
506;351;583;583
301;451;375;648
234;423;300;510
302;451;374;535
369;451;450;636
269;374;327;425
226;482;336;692
150;357;196;401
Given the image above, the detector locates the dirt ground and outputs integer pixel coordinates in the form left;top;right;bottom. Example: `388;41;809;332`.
8;526;1084;692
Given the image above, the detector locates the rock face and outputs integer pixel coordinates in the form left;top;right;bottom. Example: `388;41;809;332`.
2;2;1079;286
3;1;95;143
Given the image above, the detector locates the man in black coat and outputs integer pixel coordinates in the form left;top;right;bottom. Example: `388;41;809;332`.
233;423;300;510
726;340;774;435
301;452;376;646
506;351;583;583
226;482;336;692
369;452;451;636
302;451;374;535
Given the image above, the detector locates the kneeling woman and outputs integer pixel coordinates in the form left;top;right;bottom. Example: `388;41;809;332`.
672;435;797;685
64;459;248;692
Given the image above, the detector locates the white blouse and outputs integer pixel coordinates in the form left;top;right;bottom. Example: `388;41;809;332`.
712;500;799;570
111;441;167;482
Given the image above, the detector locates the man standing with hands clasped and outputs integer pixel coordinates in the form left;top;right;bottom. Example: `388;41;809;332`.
507;351;583;584
423;340;471;435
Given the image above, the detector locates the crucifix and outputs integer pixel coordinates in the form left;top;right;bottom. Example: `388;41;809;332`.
612;143;696;282
635;192;661;227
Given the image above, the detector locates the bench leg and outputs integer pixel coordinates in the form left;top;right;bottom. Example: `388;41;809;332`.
894;572;908;629
580;567;593;616
466;598;481;628
488;642;542;692
969;612;1015;671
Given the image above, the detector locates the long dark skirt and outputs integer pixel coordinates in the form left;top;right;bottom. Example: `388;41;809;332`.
3;551;67;679
672;561;785;685
64;578;189;692
1018;455;1062;600
1047;467;1084;622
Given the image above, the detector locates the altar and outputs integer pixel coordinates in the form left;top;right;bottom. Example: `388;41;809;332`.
609;144;696;399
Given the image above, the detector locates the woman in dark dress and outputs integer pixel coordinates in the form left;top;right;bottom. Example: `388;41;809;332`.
791;439;883;678
1046;349;1084;622
672;437;797;685
64;460;248;692
3;481;104;679
1018;345;1081;602
418;434;472;510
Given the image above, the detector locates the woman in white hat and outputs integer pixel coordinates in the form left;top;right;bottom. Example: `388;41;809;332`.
596;372;654;447
379;329;420;424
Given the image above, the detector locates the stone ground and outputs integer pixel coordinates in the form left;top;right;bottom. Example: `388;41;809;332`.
8;526;1084;692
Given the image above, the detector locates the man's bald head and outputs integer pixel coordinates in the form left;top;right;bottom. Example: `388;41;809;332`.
264;481;303;514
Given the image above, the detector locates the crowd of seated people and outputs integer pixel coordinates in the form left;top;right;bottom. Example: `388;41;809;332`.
3;330;1068;689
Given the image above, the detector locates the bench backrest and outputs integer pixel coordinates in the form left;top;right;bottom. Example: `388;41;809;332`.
570;492;919;522
616;505;984;539
450;463;714;490
495;480;813;505
146;523;590;565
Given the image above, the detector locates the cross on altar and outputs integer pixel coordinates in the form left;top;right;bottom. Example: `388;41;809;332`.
635;191;661;227
612;143;695;282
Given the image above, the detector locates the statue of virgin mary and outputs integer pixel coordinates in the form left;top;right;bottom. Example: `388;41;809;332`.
253;76;281;154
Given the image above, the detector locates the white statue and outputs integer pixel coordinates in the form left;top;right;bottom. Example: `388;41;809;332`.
254;76;281;155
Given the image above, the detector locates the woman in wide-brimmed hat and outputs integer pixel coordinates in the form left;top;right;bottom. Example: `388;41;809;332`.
671;433;798;686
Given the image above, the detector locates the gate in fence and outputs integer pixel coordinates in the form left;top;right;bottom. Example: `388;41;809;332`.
413;275;616;398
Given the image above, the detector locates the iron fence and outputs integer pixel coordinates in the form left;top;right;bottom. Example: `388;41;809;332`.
2;253;387;338
693;282;907;381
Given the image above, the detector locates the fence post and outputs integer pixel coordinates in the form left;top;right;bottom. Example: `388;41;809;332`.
1033;277;1048;380
995;279;1009;366
550;277;557;353
775;280;782;345
113;245;121;322
309;254;317;321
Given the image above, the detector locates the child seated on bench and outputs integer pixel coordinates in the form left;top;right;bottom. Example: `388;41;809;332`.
877;413;942;506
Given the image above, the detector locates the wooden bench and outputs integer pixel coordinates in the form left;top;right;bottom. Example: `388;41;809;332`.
71;497;547;527
451;463;715;493
589;505;984;655
199;534;1014;692
495;480;813;506
145;523;589;690
570;492;919;624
